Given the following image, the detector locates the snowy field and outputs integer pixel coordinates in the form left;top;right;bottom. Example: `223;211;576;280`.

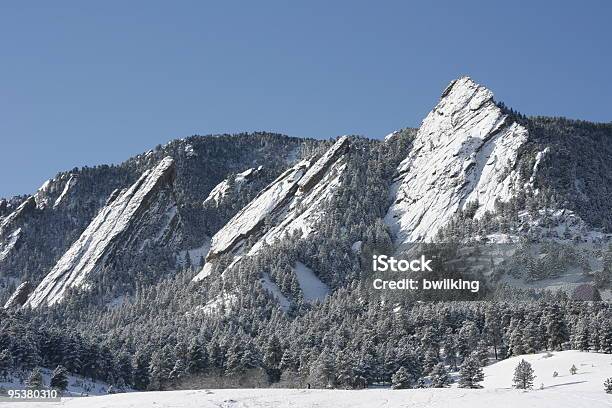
7;351;612;408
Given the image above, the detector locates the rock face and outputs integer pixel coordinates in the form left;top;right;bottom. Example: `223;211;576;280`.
4;281;32;309
385;77;529;244
193;136;349;281
24;157;181;308
203;166;263;207
0;197;36;263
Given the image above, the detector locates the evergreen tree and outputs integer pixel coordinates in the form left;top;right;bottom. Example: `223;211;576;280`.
458;355;483;389
442;331;457;370
544;305;568;351
570;364;578;375
604;377;612;394
311;349;335;388
263;335;282;382
512;359;535;389
50;365;69;392
0;349;12;380
430;363;451;388
26;368;44;390
186;339;208;374
132;350;150;390
240;348;259;371
391;366;412;389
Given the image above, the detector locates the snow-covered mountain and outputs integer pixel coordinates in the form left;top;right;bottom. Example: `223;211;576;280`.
194;136;349;281
203;166;263;207
0;76;609;311
24;157;182;308
0;77;611;405
0;133;305;308
385;76;529;244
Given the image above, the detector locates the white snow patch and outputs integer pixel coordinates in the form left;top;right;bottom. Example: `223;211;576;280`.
177;238;211;268
260;272;291;311
293;262;329;303
53;175;76;208
196;292;238;316
0;228;21;262
203;166;263;207
184;144;196;158
384;130;399;142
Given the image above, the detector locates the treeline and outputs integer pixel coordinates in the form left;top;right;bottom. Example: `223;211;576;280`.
2;290;611;391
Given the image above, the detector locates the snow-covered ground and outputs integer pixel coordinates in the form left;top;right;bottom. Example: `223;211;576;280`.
0;367;116;398
293;262;329;303
10;351;612;407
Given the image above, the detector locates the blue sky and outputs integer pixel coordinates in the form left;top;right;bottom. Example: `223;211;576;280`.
1;1;610;197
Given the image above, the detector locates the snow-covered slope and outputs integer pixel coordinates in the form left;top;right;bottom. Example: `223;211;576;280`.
0;367;119;398
385;76;529;244
24;157;182;308
293;261;329;303
0;197;36;266
3;280;31;308
193;136;349;281
203;166;263;207
17;351;612;408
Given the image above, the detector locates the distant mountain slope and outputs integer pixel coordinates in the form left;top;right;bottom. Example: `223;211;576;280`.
25;157;181;308
0;133;309;306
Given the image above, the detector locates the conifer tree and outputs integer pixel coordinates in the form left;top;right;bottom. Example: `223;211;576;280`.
430;363;451;388
604;377;612;394
263;335;282;382
512;359;535;389
391;366;411;389
0;349;12;380
458;355;483;389
50;365;69;392
26;368;44;390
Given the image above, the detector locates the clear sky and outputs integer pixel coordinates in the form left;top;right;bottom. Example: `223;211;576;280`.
1;1;610;198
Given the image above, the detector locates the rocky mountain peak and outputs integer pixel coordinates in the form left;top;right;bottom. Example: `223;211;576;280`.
385;77;529;244
24;156;180;308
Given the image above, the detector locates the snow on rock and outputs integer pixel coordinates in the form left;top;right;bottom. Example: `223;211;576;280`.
194;292;238;316
203;161;309;263
385;76;529;244
24;157;180;308
0;196;36;237
34;179;53;209
53;174;77;208
351;240;363;254
293;262;329;303
203;166;263;207
3;280;31;309
184;143;197;158
0;227;21;263
0;197;36;263
297;136;349;192
193;137;349;283
384;130;400;142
